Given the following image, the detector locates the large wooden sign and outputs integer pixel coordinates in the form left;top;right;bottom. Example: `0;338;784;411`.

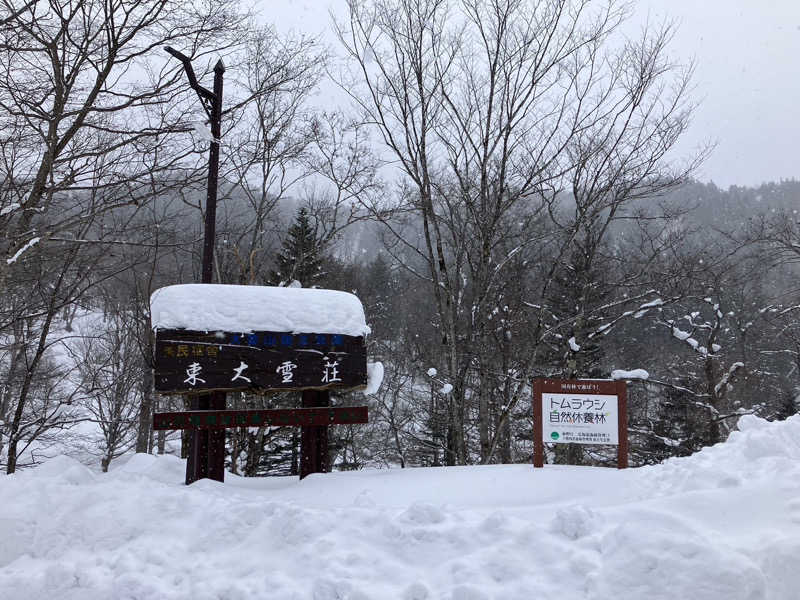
154;328;367;394
533;378;628;469
153;406;368;430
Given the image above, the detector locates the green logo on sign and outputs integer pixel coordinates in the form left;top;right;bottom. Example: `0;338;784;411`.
551;432;560;440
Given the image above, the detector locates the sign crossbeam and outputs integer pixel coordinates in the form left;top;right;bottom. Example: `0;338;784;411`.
153;406;369;431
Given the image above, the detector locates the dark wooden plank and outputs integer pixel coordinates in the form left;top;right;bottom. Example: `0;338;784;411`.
186;393;209;484
153;406;369;430
153;329;367;394
208;391;226;481
300;390;330;480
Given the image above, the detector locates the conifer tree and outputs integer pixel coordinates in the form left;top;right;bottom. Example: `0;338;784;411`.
247;207;327;477
269;208;324;287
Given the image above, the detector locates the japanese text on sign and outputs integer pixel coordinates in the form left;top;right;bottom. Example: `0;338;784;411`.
541;393;619;445
154;328;367;394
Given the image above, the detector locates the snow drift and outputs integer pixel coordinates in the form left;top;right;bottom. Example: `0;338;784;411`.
1;415;798;599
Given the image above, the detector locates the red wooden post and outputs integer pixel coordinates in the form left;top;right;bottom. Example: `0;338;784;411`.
616;380;628;469
207;391;227;481
300;390;330;479
185;394;209;484
185;391;226;484
533;378;544;468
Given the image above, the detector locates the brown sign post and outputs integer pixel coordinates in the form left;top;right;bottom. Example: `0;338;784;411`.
153;327;369;483
533;378;628;469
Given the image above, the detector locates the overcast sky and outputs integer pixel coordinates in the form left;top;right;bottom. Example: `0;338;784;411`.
635;0;800;187
266;1;800;189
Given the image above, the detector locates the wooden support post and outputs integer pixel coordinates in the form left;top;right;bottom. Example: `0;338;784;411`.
185;391;226;484
617;381;629;469
208;391;226;481
186;394;209;484
533;378;544;468
300;390;330;479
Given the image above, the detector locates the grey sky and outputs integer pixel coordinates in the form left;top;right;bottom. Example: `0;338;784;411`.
636;0;800;187
266;0;800;188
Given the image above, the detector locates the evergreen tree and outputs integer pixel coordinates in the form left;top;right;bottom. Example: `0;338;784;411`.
269;207;324;287
238;208;328;477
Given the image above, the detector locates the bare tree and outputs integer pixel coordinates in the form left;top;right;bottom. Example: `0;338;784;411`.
0;0;247;285
337;0;702;465
0;0;250;473
211;26;326;285
72;310;144;472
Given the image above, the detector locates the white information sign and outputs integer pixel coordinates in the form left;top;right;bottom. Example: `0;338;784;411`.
541;393;619;445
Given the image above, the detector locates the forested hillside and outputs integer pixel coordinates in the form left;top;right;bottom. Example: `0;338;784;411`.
2;0;799;475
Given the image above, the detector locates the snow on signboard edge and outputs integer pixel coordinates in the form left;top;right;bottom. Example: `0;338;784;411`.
150;284;370;337
364;361;384;394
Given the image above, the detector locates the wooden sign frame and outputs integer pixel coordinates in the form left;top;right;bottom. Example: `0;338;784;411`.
533;378;628;469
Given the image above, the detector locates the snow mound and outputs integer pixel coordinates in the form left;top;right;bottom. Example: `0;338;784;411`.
640;414;800;496
111;452;186;484
23;455;95;485
590;510;766;600
1;415;799;599
150;284;370;336
549;504;600;540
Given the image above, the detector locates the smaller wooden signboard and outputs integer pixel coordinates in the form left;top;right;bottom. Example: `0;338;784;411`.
533;378;628;469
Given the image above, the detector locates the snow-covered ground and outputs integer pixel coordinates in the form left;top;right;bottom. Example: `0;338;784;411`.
1;414;798;600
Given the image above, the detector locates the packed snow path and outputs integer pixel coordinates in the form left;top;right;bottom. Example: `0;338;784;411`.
1;415;798;599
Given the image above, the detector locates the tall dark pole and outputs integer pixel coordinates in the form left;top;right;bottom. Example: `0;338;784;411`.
202;59;224;284
165;48;226;485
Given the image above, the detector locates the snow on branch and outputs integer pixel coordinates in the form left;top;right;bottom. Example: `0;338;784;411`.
0;202;20;217
714;362;744;396
7;237;40;264
586;293;682;339
665;320;709;356
611;369;649;381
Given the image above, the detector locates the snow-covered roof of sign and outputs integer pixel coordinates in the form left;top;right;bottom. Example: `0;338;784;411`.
150;284;370;337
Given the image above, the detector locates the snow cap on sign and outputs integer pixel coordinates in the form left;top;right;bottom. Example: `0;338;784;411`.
150;284;370;336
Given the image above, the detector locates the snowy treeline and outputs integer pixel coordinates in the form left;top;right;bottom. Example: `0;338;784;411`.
1;0;799;474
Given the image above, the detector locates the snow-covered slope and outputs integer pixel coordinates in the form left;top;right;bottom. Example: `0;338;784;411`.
1;415;798;600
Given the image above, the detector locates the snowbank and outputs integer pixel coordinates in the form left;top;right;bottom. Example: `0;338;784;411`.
150;284;370;336
1;415;799;599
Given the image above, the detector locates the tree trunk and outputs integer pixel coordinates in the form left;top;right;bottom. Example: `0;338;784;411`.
499;347;512;463
7;310;56;473
478;364;491;463
135;368;154;453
